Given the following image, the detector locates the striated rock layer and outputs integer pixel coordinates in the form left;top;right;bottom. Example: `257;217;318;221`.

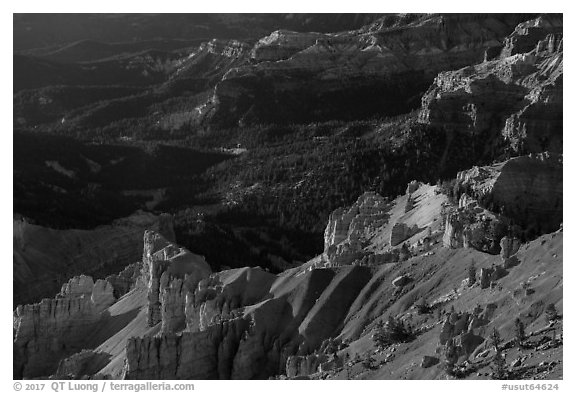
13;275;117;378
419;15;562;156
185;14;534;127
323;192;390;266
320;183;447;267
442;152;561;256
140;231;212;330
455;152;562;234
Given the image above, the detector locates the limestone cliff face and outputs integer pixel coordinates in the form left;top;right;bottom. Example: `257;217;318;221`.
54;349;111;379
442;203;505;254
200;39;250;58
185;267;276;333
126;318;249;379
500;236;521;259
419;15;562;156
250;30;326;62
126;242;372;380
13;212;175;308
105;262;142;299
323;192;390;266
192;14;532;127
286;354;326;378
140;231;212;330
456;152;562;233
443;152;562;255
13;275;117;378
321;183;447;267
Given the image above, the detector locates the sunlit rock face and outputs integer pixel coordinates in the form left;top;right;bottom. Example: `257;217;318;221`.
126;235;372;380
140;231;212;330
442;204;505;254
13;275;117;378
193;14;532;127
443;151;562;255
455;152;562;233
323;192;390;266
419;15;562;156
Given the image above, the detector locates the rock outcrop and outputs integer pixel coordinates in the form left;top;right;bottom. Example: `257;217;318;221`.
323;192;390;266
442;202;506;254
126;245;372;380
192;14;533;127
13;275;117;378
286;354;326;378
443;151;562;254
55;350;111;379
321;183;446;268
185;267;276;333
455;152;562;234
105;262;142;299
13;178;563;380
419;15;562;156
500;236;521;259
126;318;250;379
140;231;212;330
13;212;175;308
438;307;495;361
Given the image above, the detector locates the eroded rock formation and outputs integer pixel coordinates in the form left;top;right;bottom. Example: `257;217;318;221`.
443;151;562;254
140;231;212;329
125;238;372;380
456;152;562;233
419;15;562;156
323;192;390;266
13;212;175;307
500;236;521;259
13;275;117;378
191;14;533;127
442;200;505;254
13;174;563;380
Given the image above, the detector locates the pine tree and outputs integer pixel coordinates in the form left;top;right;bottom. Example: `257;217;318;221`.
514;318;526;347
443;338;459;376
416;297;432;314
468;261;477;286
491;350;508;380
373;316;413;350
373;319;387;350
490;327;502;351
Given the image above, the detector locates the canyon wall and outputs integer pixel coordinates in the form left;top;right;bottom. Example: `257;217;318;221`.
184;14;534;127
419;15;562;156
13;275;117;378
